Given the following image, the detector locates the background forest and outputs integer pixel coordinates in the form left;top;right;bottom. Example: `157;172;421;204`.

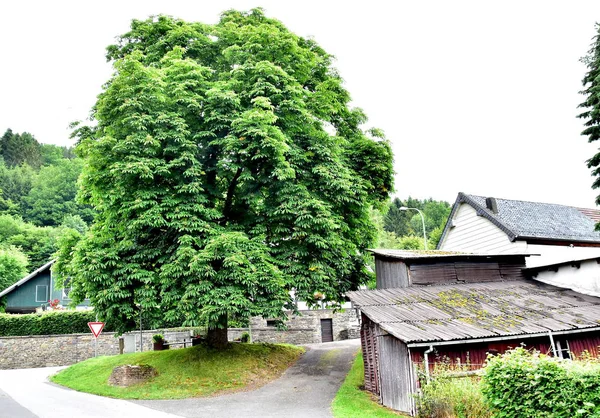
0;128;92;291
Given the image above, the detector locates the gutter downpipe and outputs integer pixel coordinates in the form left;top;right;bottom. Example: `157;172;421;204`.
424;345;434;383
548;330;557;357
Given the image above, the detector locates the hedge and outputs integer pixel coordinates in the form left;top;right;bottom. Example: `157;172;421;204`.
481;347;600;418
0;311;114;336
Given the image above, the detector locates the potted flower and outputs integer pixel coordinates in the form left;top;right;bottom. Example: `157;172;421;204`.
152;334;165;351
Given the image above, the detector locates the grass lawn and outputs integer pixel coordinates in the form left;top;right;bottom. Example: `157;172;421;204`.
50;342;303;400
332;351;407;417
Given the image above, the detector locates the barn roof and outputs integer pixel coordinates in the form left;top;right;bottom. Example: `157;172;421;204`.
370;249;532;262
348;279;600;345
439;192;600;245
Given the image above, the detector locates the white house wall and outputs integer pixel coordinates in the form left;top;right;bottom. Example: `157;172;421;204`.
440;204;525;254
533;259;600;297
440;203;600;268
526;245;600;268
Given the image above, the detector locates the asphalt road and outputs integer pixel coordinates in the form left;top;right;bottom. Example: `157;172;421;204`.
137;339;361;418
0;339;360;418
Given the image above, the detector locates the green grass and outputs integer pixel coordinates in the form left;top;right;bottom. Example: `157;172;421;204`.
332;352;406;417
50;343;303;400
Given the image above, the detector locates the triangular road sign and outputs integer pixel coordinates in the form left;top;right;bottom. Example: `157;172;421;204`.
88;322;105;338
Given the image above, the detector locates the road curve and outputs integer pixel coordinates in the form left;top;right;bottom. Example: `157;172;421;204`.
136;339;361;418
0;339;360;418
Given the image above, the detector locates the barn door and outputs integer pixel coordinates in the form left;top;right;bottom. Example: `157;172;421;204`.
321;319;333;342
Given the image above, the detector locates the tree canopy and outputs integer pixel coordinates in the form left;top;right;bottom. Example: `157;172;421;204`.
57;10;393;345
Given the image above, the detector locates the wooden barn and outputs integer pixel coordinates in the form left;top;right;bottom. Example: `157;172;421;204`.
349;250;600;415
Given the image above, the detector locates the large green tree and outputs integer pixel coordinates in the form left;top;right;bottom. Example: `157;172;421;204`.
58;10;393;346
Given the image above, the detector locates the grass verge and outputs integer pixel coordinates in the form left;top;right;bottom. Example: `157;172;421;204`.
50;342;303;400
332;351;405;417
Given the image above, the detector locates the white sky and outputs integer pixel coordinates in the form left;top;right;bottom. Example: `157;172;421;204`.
2;1;600;207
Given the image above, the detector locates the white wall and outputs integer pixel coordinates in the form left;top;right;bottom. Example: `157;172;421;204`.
439;203;526;254
439;203;600;268
533;259;600;297
525;244;600;268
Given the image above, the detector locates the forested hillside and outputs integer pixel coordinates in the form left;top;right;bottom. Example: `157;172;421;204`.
0;128;91;291
372;197;451;250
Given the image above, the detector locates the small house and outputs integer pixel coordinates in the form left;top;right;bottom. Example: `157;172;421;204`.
437;193;600;267
0;260;90;313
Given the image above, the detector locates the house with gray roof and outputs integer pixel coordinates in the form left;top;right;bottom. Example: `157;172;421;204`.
437;192;600;267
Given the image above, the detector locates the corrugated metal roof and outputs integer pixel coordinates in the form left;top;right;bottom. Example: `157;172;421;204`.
464;193;600;242
370;249;533;260
348;280;600;344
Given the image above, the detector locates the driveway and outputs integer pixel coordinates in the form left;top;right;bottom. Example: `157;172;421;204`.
0;339;360;418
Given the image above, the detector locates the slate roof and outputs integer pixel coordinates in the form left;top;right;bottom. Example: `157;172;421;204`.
348;279;600;345
444;193;600;244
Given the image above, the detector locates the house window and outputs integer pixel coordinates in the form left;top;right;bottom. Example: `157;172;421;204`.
556;339;571;360
62;277;72;300
266;320;278;327
35;285;48;303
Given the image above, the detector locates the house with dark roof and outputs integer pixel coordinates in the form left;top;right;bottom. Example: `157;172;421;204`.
437;192;600;267
0;260;90;313
348;250;600;416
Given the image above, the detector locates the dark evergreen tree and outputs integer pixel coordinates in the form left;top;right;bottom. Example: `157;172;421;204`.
0;129;41;169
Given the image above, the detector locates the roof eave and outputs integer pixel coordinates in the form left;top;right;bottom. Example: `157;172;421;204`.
406;326;600;348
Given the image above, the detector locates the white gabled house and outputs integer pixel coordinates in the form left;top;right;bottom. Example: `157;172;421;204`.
437;193;600;267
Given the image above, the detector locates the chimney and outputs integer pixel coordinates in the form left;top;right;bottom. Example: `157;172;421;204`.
486;197;498;214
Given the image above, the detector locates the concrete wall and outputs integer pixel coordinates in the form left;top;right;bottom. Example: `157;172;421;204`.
531;258;600;297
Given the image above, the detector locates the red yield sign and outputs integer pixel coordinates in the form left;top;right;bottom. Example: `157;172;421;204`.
88;322;105;338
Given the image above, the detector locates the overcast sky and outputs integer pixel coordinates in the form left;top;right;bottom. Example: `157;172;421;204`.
2;1;600;207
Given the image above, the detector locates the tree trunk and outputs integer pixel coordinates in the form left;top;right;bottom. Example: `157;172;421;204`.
206;314;228;349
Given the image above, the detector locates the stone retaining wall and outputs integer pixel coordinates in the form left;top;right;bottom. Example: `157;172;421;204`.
0;309;359;369
0;329;196;370
249;308;360;344
0;332;121;369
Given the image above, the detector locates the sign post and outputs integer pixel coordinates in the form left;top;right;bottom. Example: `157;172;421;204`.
88;322;105;357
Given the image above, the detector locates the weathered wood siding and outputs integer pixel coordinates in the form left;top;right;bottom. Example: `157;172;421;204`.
360;314;380;395
375;259;409;288
409;260;525;285
439;203;526;254
379;335;417;415
410;332;600;374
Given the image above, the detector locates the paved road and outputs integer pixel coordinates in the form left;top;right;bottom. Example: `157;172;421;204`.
0;339;360;418
137;339;361;418
0;368;185;418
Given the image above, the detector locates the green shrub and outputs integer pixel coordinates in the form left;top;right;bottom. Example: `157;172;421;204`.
416;373;491;418
0;311;113;336
152;334;164;343
481;347;600;418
